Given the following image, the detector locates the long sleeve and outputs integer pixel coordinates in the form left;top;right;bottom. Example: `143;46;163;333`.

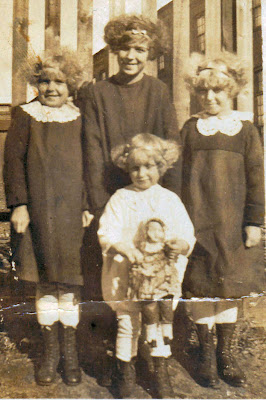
160;85;182;196
164;193;196;255
82;83;111;215
97;191;125;253
4;106;30;208
244;123;264;225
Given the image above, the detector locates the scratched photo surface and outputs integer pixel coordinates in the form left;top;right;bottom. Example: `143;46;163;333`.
0;0;265;399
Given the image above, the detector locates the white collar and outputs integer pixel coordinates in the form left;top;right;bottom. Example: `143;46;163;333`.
21;99;80;123
193;110;253;136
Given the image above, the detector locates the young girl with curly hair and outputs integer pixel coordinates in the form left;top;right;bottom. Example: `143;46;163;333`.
4;48;93;386
98;133;195;398
181;52;264;388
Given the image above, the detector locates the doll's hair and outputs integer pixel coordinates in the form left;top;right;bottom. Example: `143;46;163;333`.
104;14;170;60
24;48;85;94
111;133;180;175
183;52;249;98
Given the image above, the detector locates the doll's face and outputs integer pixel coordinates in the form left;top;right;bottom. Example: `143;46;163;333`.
128;151;160;191
116;43;149;77
37;68;69;107
146;221;165;243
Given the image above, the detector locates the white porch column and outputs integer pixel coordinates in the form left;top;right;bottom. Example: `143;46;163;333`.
0;0;13;104
205;0;222;57
173;0;190;129
60;0;78;50
142;0;157;77
27;0;45;102
78;0;93;82
236;0;254;112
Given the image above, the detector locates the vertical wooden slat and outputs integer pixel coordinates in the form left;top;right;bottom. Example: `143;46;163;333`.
0;0;13;104
205;0;222;56
12;0;29;106
142;0;158;77
61;0;78;50
45;0;60;49
78;0;93;82
236;0;253;112
27;0;45;102
125;0;142;14
108;0;126;76
173;0;190;129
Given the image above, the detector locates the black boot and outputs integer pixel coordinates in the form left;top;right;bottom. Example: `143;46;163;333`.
36;323;60;385
61;325;81;385
216;323;246;387
152;357;174;399
116;358;136;398
195;324;220;388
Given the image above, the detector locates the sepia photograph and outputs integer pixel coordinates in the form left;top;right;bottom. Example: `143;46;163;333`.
0;0;265;398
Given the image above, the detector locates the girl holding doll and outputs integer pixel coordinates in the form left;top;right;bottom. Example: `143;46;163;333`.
181;53;264;388
98;133;195;398
4;49;93;386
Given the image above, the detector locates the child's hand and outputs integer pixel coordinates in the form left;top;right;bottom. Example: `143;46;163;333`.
82;210;94;227
245;226;262;248
11;205;30;233
109;242;143;264
165;238;190;260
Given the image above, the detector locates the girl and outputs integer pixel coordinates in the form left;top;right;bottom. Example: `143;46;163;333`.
181;53;264;388
98;133;195;398
80;14;180;218
4;49;93;386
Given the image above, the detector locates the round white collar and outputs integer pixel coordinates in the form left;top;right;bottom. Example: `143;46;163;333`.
21;99;80;123
193;110;253;136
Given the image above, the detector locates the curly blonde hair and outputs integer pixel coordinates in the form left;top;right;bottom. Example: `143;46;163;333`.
24;48;85;94
183;52;248;98
104;15;170;60
111;133;180;176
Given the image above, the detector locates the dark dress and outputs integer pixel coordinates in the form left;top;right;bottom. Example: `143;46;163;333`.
79;74;180;215
4;101;85;286
181;114;265;299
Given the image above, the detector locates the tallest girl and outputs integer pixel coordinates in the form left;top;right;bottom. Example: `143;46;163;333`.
80;15;180;218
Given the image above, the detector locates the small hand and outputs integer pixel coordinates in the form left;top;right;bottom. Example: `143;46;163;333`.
11;205;30;233
166;238;190;258
245;226;261;248
109;242;143;264
82;210;94;228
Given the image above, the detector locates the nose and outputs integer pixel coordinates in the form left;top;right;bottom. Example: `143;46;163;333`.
47;81;56;91
137;166;146;177
206;89;215;100
126;48;136;59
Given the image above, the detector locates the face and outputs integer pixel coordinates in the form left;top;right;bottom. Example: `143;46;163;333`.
146;221;165;243
197;87;232;116
117;43;149;77
38;68;69;107
128;151;160;191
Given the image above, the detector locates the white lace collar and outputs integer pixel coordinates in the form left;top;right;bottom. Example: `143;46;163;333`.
21;99;80;123
193;111;253;137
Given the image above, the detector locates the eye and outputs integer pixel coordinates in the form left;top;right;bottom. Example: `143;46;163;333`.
39;79;49;85
213;87;223;93
136;47;147;53
55;79;64;84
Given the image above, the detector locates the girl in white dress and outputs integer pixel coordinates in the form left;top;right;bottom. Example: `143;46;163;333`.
98;133;195;398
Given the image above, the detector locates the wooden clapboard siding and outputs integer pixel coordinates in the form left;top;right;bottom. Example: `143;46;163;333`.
12;0;29;107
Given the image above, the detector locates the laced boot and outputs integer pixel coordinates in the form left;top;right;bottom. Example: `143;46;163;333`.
116;358;136;398
36;323;60;385
216;323;246;387
152;357;174;399
61;325;81;385
196;324;220;388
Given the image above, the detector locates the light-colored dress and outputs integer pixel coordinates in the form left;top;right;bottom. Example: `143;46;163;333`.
98;184;196;311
